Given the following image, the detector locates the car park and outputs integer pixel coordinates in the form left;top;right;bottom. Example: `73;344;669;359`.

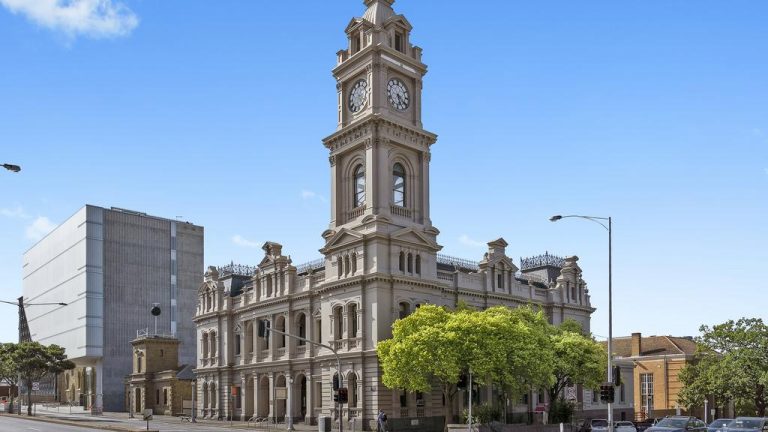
708;419;734;432
647;416;707;432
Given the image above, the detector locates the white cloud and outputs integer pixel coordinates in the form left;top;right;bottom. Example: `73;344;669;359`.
0;0;139;39
232;235;259;248
0;205;28;219
26;216;57;241
458;234;485;248
301;190;327;203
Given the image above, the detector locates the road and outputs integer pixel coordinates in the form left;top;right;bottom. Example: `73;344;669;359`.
0;414;309;431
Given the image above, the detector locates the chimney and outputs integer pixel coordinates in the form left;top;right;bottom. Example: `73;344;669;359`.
631;332;642;357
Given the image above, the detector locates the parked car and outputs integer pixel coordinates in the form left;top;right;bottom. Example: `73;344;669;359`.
616;421;639;432
647;416;707;432
636;418;662;432
725;418;768;432
708;419;734;432
591;419;610;432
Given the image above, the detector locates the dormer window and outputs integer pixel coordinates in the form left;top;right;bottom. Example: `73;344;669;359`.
352;33;361;54
395;31;404;53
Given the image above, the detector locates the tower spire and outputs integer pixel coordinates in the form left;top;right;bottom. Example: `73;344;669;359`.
362;0;395;25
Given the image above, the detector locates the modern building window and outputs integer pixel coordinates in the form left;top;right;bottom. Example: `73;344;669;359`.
640;373;654;415
354;165;366;208
393;163;406;207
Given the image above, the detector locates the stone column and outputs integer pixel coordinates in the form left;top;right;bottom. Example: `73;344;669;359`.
240;376;246;421
253;375;260;419
268;372;276;421
305;375;313;424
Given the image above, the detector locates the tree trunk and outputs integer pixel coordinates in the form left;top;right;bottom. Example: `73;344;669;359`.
755;384;766;417
26;379;32;416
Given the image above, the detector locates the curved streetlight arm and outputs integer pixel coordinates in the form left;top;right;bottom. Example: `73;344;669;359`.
2;164;21;173
550;214;609;231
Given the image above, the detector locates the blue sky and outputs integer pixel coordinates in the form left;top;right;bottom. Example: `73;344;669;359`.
1;0;766;345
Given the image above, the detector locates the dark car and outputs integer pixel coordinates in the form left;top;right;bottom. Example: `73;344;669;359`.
725;418;768;432
708;419;734;432
637;418;663;432
647;416;707;432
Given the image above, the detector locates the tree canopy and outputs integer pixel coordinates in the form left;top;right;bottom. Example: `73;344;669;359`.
2;342;75;416
679;318;768;416
378;304;584;422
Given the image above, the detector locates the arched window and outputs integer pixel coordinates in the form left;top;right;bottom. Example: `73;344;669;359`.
398;302;410;319
297;313;307;345
266;277;273;297
276;315;286;349
334;306;344;340
354;165;366;208
393;163;406;207
210;332;217;358
399;252;405;272
407;253;413;273
201;333;209;359
347;372;358;407
415;255;421;275
344;255;350;276
348;304;358;338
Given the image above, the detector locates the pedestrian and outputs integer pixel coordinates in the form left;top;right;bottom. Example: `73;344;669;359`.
377;409;388;432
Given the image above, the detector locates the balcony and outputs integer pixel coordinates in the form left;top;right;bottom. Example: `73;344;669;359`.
390;205;412;218
348;206;365;220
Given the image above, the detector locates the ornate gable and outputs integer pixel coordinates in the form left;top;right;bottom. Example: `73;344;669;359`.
320;228;365;253
391;227;441;252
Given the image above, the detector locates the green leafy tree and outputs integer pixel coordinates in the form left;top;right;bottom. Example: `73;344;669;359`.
0;343;20;413
10;342;75;416
547;321;606;421
679;318;768;416
377;304;554;424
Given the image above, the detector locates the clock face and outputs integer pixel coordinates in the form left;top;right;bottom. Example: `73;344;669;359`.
387;78;410;111
348;79;368;113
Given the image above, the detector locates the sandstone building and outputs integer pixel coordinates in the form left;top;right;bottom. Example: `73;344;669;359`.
193;0;594;428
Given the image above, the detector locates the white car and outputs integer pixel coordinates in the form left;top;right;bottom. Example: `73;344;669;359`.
616;421;639;432
591;419;610;432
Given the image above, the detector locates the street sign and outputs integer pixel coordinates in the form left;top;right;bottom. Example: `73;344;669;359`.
275;387;287;400
31;382;40;391
566;387;577;401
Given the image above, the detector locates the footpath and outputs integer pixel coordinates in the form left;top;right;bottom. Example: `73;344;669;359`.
1;404;335;431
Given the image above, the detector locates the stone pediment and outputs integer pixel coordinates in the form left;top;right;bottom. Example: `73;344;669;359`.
321;228;365;252
391;227;441;251
198;280;218;294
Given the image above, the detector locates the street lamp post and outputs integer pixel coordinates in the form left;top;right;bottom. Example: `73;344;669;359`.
550;214;613;432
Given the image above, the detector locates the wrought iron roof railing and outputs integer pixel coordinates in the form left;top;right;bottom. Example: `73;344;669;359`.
296;258;325;274
436;254;479;271
218;262;258;277
519;252;565;271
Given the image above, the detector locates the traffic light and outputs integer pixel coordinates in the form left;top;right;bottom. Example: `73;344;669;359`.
332;373;339;391
613;366;622;387
457;373;468;389
338;388;348;404
333;390;339;402
600;383;615;403
258;320;270;338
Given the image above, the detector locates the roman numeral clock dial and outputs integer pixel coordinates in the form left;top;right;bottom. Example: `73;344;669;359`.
387;78;410;111
348;79;368;113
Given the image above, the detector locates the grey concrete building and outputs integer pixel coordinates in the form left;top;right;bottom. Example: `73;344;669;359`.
23;205;203;412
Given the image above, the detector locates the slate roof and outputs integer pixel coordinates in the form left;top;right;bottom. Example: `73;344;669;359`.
605;335;698;358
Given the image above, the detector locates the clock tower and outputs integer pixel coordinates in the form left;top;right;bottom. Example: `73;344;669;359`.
321;0;441;280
